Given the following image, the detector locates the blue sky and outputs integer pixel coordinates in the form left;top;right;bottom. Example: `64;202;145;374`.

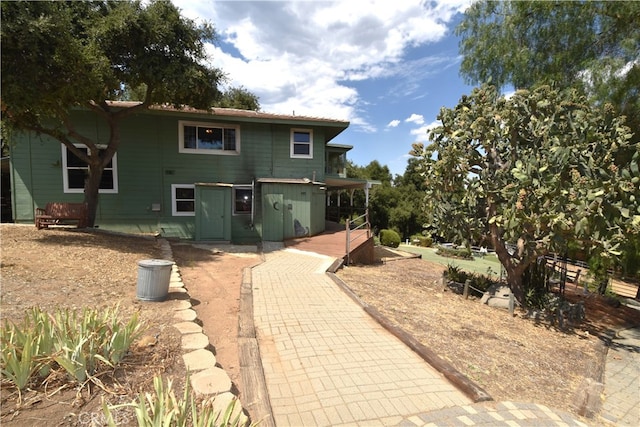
175;0;476;177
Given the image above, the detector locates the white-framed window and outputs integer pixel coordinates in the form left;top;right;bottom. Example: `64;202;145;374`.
178;121;240;155
233;186;253;215
290;129;313;158
62;144;118;193
172;184;195;216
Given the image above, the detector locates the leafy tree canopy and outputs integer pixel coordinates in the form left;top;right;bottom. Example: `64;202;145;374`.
411;84;639;303
2;0;224;127
117;83;261;111
457;1;639;91
216;86;261;111
393;157;427;191
347;160;427;238
457;0;640;134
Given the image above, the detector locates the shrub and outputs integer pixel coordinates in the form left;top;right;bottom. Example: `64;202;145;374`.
379;229;401;248
436;245;473;260
444;264;495;295
469;273;493;293
444;264;467;283
411;234;432;247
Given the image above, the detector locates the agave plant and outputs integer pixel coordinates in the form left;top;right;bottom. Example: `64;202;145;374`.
102;374;253;427
1;325;40;392
1;305;143;391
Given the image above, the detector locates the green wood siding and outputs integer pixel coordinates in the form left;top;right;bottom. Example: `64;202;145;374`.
9;107;345;241
311;190;326;235
271;127;326;182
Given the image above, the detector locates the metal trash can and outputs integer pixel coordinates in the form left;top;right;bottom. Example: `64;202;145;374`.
136;259;173;301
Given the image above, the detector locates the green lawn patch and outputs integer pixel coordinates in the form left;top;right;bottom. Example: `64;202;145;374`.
399;244;502;278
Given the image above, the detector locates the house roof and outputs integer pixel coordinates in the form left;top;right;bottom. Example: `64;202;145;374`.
105;101;350;142
257;177;322;185
257;176;381;193
326;143;354;151
324;176;381;190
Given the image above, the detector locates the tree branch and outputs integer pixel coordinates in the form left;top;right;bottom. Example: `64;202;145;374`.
27;122;92;165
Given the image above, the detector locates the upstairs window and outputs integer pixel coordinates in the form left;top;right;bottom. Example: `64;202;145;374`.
326;151;347;176
290;129;313;159
62;144;118;193
179;121;240;154
172;184;195;216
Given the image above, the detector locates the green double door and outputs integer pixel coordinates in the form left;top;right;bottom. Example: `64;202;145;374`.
262;193;284;241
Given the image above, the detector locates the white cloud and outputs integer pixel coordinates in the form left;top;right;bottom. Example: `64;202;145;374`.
387;120;401;128
410;120;441;139
405;114;425;125
174;0;470;128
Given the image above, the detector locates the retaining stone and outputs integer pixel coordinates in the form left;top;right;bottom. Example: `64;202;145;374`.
174;308;198;321
173;321;203;335
173;300;192;310
204;391;249;425
190;367;232;395
182;332;210;350
170;279;184;288
183;348;217;371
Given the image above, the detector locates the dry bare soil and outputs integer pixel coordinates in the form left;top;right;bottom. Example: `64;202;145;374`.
2;224;640;425
0;224;257;427
336;248;640;416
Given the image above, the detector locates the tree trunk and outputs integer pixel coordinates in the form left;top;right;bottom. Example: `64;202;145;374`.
505;266;525;304
489;221;530;305
83;162;105;228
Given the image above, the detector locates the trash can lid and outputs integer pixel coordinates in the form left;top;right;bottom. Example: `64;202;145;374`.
138;259;174;267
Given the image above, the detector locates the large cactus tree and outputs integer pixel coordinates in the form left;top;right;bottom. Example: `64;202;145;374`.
411;84;639;304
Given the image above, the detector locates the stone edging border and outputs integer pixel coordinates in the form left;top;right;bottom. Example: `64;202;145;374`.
158;239;250;425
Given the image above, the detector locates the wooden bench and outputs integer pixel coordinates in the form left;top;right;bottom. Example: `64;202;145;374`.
35;202;88;229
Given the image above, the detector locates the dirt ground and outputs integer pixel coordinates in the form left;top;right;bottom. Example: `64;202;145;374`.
0;225;259;427
2;224;640;425
169;242;261;398
336;247;640;415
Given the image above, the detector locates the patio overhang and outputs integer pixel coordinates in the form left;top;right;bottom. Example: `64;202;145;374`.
323;176;381;191
323;177;381;206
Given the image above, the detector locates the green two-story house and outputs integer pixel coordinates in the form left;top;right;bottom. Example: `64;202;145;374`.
8;102;364;243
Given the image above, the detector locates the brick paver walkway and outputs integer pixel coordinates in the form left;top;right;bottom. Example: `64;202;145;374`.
250;247;598;426
252;248;470;426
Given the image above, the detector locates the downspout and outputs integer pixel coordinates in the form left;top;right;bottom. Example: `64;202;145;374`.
251;179;255;227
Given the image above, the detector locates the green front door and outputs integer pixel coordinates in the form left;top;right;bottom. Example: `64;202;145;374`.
263;193;284;241
197;187;226;240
